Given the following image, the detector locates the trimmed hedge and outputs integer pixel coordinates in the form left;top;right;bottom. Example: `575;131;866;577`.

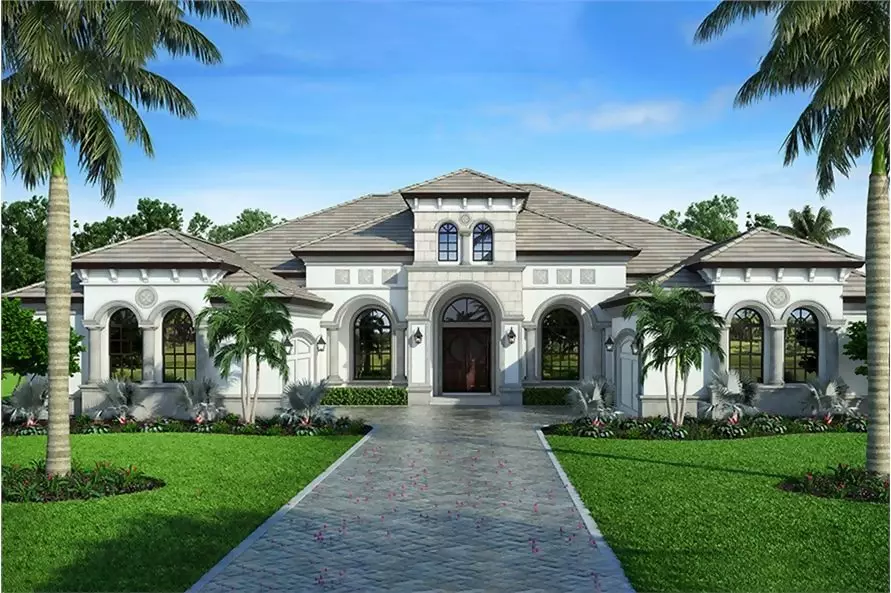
322;387;408;406
523;386;572;406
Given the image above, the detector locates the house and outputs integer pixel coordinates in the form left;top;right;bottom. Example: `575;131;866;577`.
5;169;868;417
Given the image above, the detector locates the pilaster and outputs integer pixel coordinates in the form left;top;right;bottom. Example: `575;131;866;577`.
768;324;786;385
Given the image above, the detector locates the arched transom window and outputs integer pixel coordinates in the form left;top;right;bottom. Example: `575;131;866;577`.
438;222;458;262
442;297;491;324
109;308;142;381
162;308;197;382
353;309;392;380
540;308;580;381
472;223;493;262
729;308;764;382
784;308;819;383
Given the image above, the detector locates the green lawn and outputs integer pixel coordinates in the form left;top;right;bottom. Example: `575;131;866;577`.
2;374;21;397
548;433;888;593
1;433;361;592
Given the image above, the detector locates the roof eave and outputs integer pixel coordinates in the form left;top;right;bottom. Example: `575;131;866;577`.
689;260;864;269
72;261;240;271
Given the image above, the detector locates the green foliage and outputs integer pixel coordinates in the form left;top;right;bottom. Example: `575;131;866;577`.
2;460;164;503
71;198;184;254
745;211;778;231
780;464;889;504
280;379;333;425
322;387;408;406
657;195;740;242
843;321;868;376
522;387;571;406
1;298;84;378
548;433;888;592
1;196;47;290
777;205;851;247
204;209;285;243
176;377;226;422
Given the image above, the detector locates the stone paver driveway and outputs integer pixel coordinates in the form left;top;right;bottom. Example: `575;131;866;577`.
191;407;633;593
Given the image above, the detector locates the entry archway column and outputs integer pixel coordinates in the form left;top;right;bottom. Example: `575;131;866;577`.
523;323;538;381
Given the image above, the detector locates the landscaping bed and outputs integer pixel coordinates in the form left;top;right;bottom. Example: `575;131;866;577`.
1;433;362;592
548;433;889;593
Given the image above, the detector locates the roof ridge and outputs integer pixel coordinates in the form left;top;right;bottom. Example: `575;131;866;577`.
293;208;410;249
398;168;529;193
694;227;756;262
754;226;865;259
71;228;171;261
222;192;396;246
518;182;713;246
161;228;229;263
522;207;640;251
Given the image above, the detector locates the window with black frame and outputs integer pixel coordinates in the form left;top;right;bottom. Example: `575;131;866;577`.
438;222;458;261
472;223;493;261
784;308;819;383
162;308;197;382
729;308;764;382
353;309;392;380
540;308;580;381
108;308;142;381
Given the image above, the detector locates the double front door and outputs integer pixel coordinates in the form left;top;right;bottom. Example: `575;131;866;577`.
442;327;491;393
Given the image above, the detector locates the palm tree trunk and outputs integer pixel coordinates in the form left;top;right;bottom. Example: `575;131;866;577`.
673;364;681;425
250;355;261;423
866;145;890;475
680;370;690;426
663;366;672;421
240;354;249;421
45;156;71;477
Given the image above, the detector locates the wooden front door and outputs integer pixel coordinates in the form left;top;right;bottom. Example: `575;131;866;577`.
442;327;491;393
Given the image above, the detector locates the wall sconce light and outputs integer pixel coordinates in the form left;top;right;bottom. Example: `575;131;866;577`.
630;340;640;355
316;335;326;352
413;327;424;345
506;328;516;345
604;336;615;352
282;337;293;355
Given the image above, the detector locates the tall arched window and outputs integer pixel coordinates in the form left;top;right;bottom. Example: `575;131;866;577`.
785;308;819;383
109;308;142;381
353;309;392;380
729;308;764;382
162;308;197;382
540;308;581;381
438;222;458;262
472;223;493;262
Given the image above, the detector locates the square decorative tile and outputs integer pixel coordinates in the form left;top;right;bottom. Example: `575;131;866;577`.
358;269;374;285
334;269;350;285
556;269;572;285
580;269;596;285
532;269;548;285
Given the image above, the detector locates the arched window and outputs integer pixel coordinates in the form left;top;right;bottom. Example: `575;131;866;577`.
438;222;458;262
784;308;819;383
442;297;491;323
162;308;197;382
353;309;392;380
472;223;493;262
729;308;764;382
540;308;581;381
109;308;142;381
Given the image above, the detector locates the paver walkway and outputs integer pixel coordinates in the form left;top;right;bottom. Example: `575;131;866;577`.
192;407;634;593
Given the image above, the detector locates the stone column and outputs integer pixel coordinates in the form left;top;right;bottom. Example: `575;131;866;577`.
524;325;538;381
713;326;730;379
394;325;407;384
326;326;342;384
141;326;156;384
824;324;842;382
460;230;471;264
87;325;102;383
768;324;786;385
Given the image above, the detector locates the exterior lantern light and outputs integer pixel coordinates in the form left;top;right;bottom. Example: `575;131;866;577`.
316;335;326;352
413;327;424;345
506;328;516;345
604;336;615;352
282;337;293;355
630;340;640;355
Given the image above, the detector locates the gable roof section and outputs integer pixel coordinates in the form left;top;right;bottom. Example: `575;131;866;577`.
399;168;529;195
72;228;238;267
520;183;712;274
685;226;864;267
4;273;83;301
843;270;865;300
293;209;414;253
516;208;640;253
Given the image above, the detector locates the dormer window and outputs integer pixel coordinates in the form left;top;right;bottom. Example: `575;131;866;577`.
472;223;493;261
438;222;459;262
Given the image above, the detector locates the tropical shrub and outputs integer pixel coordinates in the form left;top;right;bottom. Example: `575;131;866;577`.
749;413;787;435
96;378;142;421
2;460;165;503
714;413;748;439
779;464;889;503
322;387;407;406
279;379;333;425
4;376;48;424
177;377;226;422
645;417;688;440
1;297;85;380
805;378;861;417
522;387;571;406
568;377;621;422
842;321;867;377
705;369;760;418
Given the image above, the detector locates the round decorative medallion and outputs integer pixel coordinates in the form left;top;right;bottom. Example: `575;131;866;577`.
135;287;158;309
459;213;472;225
766;286;790;308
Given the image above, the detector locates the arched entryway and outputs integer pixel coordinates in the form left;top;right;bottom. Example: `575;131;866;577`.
440;297;492;394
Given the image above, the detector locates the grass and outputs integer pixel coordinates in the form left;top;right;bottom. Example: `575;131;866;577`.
2;373;21;397
1;433;361;592
548;433;888;593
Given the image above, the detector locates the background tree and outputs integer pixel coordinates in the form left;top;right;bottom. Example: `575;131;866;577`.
843;321;868;377
658;195;740;242
187;212;215;239
204;209;285;243
1;0;249;476
72;198;184;254
777;205;851;247
624;282;725;426
696;0;889;474
2;298;84;386
745;211;778;231
197;280;292;423
1;196;47;290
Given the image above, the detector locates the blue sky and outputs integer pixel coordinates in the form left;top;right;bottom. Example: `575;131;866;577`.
2;1;868;253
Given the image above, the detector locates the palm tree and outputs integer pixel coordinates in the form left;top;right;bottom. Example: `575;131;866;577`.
624;282;725;426
1;1;249;476
696;1;889;474
197;280;292;423
777;205;851;247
